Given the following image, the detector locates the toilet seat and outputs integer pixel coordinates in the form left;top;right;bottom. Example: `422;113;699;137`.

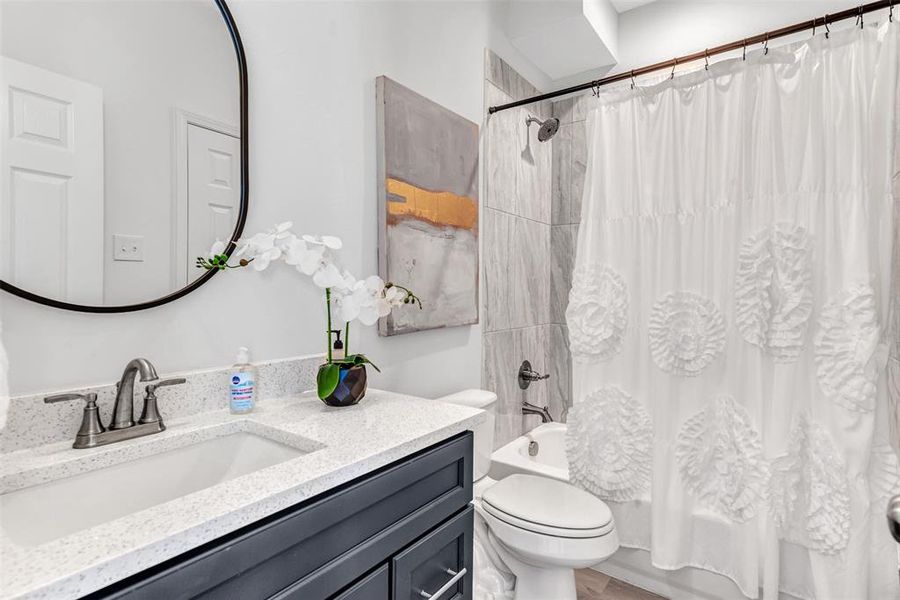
481;474;614;539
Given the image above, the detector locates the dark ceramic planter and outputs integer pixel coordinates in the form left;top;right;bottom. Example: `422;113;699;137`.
317;363;367;407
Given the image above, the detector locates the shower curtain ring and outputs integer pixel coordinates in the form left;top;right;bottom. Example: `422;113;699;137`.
890;0;894;23
856;6;864;29
704;49;710;70
763;33;769;55
670;58;677;80
742;39;747;61
630;70;636;90
825;14;831;39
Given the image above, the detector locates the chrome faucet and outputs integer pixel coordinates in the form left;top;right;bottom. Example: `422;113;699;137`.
45;358;185;449
111;358;159;429
522;401;553;423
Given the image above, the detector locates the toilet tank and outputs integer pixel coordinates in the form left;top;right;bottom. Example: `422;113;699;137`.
436;389;496;481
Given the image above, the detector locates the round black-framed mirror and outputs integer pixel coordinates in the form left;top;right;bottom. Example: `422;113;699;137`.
0;0;248;313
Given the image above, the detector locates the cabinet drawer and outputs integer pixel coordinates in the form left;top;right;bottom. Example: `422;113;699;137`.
333;565;389;600
392;507;473;600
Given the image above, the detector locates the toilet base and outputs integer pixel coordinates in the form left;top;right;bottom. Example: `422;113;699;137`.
487;529;581;600
512;565;577;600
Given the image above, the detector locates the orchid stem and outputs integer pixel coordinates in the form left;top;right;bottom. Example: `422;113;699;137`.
326;288;333;363
345;322;350;357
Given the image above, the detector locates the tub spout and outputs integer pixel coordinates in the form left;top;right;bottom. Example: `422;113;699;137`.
522;401;553;423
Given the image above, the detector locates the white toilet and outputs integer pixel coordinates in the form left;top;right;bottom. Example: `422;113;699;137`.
438;390;619;600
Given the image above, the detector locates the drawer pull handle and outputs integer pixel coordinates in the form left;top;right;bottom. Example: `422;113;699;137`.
417;567;467;599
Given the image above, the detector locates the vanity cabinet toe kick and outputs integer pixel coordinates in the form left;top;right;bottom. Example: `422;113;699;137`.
86;431;474;600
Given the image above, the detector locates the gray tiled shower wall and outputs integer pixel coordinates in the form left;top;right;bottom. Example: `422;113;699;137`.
481;49;590;448
482;50;554;448
889;89;900;455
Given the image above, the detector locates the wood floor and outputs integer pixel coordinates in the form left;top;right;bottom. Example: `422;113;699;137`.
575;569;667;600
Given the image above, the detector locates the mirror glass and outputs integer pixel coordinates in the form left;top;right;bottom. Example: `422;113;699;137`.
0;0;242;307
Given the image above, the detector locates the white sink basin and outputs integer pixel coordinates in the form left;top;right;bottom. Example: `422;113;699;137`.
0;432;308;547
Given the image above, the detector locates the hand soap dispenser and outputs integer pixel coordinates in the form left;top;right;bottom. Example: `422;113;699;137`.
230;347;256;414
331;330;345;360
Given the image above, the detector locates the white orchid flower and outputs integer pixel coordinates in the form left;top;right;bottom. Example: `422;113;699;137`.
237;232;281;271
334;290;360;323
334;276;394;325
384;284;406;307
283;234;346;289
334;279;367;324
210;222;415;337
297;245;326;276
208;240;227;260
282;236;308;266
364;276;393;317
302;234;343;250
357;298;382;326
313;263;344;289
338;270;357;292
235;222;294;271
364;275;385;291
338;278;369;322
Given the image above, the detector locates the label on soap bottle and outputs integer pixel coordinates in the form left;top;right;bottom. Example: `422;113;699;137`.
230;372;255;412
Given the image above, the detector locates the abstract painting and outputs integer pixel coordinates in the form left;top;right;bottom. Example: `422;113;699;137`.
376;76;479;336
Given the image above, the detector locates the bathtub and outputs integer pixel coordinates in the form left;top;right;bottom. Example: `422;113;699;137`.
488;422;569;483
488;423;802;600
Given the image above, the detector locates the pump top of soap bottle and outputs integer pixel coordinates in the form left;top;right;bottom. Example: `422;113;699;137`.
236;346;250;365
331;330;345;360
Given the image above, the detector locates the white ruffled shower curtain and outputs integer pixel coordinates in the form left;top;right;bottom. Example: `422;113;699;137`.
565;22;900;600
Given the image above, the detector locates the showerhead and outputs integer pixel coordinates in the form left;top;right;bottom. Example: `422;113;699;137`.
525;116;559;142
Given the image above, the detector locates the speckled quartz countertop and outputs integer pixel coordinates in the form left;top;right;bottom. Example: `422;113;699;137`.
0;390;484;600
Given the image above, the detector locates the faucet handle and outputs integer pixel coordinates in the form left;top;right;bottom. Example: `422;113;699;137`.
44;393;105;449
139;378;185;427
145;378;186;394
45;392;98;405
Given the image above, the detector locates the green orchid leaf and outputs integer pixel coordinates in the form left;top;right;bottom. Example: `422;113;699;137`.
348;353;381;372
317;363;341;399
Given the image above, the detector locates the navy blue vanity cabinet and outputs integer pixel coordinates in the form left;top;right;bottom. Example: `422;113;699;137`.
87;432;473;600
332;565;390;600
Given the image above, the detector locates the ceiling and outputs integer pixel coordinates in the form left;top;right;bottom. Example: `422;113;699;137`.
610;0;659;13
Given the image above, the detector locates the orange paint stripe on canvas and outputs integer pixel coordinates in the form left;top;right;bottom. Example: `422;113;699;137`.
386;178;477;230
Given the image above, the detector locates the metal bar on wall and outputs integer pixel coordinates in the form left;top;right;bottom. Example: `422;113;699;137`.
487;0;896;114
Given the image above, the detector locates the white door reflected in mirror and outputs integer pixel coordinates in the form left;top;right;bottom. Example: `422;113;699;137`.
0;57;104;304
0;0;241;306
180;120;240;288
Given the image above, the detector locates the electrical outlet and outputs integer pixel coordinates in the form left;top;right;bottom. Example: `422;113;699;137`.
113;234;144;262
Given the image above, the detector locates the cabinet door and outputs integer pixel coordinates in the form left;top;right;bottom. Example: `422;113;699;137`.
392;507;473;600
333;565;389;600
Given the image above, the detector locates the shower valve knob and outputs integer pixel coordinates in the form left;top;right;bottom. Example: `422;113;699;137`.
518;360;549;390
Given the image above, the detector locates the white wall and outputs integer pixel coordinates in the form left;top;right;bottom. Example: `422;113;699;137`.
1;1;238;304
0;0;546;397
5;0;883;397
615;0;867;75
550;0;873;89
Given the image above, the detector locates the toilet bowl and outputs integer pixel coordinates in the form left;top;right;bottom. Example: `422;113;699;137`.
437;390;619;600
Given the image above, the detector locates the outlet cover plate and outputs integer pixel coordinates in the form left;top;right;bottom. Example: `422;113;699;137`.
113;234;144;262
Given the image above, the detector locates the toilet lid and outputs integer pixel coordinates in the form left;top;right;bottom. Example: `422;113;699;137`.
482;474;613;537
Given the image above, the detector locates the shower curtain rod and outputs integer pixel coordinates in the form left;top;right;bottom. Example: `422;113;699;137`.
487;0;895;114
